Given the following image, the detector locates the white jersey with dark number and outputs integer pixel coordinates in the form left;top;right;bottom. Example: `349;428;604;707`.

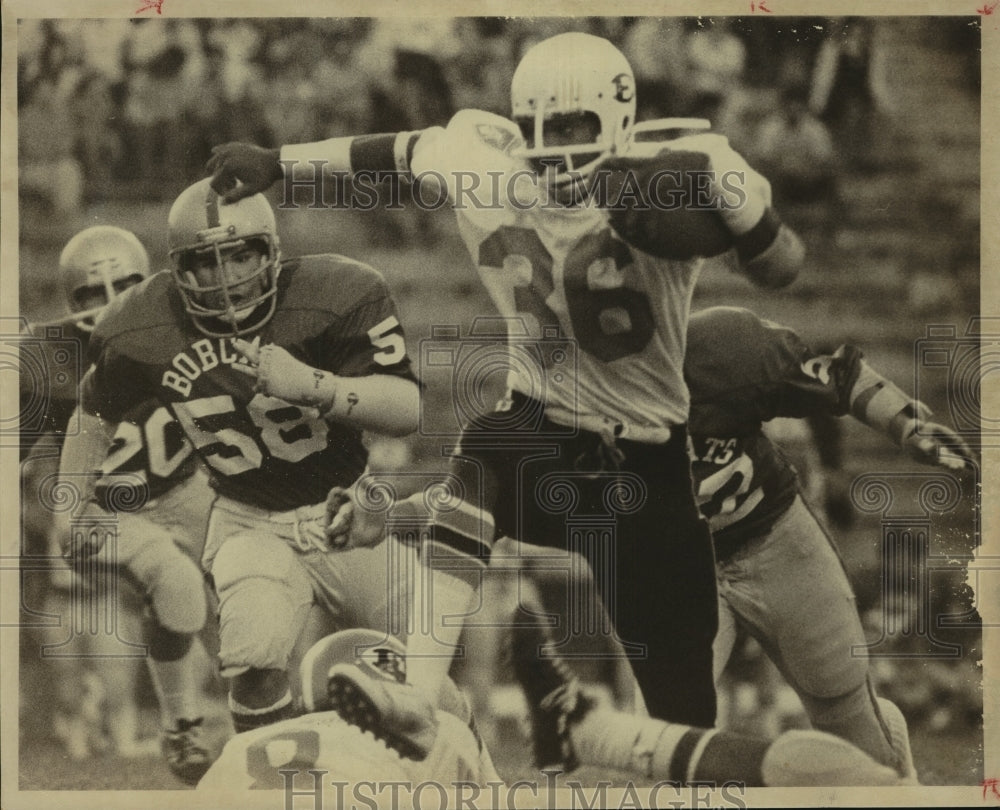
409;110;769;431
198;710;487;795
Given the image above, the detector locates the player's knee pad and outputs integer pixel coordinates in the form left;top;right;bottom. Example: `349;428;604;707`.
144;617;195;662
798;681;871;727
127;542;206;635
212;534;312;674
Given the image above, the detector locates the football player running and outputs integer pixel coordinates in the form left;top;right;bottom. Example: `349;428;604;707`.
77;178;421;740
25;227;215;781
207;32;805;729
684;306;973;780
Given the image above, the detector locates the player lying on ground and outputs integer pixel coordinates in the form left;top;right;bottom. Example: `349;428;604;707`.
208;31;806;731
33;226;215;782
287;624;909;789
198;629;498;791
75;179;421;739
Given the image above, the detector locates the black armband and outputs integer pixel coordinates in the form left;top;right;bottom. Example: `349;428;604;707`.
348;132;420;176
734;207;782;263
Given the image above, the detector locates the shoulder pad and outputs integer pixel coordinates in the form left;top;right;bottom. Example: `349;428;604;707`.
280;254;388;315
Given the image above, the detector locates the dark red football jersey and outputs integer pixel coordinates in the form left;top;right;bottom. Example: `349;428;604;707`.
685;306;863;555
83;254;416;511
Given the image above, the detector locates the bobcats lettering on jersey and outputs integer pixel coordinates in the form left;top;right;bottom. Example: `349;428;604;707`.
161;338;248;397
84;255;416;511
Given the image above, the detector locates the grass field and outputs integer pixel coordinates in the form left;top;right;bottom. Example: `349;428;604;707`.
15;197;984;791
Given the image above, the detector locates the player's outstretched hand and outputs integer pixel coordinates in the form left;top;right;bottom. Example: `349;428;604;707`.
207;143;283;203
903;422;974;470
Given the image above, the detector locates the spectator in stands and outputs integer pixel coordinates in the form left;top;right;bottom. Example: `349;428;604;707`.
810;17;892;170
18;77;84;221
121;19;205;197
685;19;748;121
622;18;690;121
753;83;838;205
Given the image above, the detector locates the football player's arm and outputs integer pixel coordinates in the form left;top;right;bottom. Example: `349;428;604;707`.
232;284;420;439
768;322;973;469
846;359;973;469
731;208;806;289
709;138;805;288
208;130;434;204
53;405;118;559
233;339;419;436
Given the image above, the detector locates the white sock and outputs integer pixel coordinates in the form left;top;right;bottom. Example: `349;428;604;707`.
147;651;199;728
405;556;480;705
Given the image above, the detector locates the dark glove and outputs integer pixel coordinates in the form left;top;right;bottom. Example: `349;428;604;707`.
207;142;283;202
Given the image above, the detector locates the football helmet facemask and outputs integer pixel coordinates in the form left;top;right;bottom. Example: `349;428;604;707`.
167;177;281;338
59;226;150;332
510;32;637;187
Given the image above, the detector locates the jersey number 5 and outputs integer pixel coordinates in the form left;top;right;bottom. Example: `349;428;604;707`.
479;226;655;362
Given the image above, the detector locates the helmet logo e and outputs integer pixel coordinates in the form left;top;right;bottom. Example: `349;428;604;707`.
612;73;634;103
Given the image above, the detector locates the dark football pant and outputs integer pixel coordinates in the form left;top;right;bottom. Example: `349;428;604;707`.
446;392;718;728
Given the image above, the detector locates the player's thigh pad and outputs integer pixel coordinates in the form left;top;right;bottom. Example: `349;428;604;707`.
135;465;214;561
718;496;868;699
116;511;207;634
302;537;416;641
210;527;315;676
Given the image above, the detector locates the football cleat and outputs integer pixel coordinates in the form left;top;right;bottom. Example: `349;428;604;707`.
161;717;213;785
325;662;439;761
511;615;596;772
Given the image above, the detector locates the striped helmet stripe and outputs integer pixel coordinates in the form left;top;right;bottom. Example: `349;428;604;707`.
204;186;221;228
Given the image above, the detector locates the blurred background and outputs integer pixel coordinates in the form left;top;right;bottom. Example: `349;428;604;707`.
16;15;983;789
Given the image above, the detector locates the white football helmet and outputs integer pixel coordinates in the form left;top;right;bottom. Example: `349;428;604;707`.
167;177;281;338
59;226;150;331
300;629;406;713
511;32;637;185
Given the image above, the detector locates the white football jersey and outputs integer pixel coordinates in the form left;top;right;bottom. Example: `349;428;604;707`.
411;110;767;432
198;710;486;796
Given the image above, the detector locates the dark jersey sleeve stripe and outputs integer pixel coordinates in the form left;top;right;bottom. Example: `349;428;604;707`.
734;206;781;263
668;727;710;783
349;134;401;175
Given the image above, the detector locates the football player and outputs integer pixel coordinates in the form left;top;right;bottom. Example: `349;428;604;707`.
207;32;805;729
198;629;497;793
281;623;908;790
77;178;421;741
684;305;972;778
510;612;911;787
36;226;219;781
